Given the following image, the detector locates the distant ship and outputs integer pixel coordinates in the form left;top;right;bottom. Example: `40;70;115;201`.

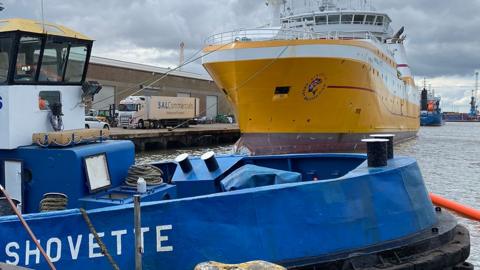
203;0;420;155
420;87;444;126
443;71;480;122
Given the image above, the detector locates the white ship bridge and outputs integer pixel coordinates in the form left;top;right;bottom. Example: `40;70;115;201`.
206;0;395;47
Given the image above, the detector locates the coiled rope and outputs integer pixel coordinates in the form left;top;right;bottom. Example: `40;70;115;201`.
125;164;164;187
39;193;68;212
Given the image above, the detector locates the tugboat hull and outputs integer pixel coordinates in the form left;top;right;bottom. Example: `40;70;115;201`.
0;155;468;269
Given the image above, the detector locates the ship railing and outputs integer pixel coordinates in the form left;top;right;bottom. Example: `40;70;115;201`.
205;28;381;46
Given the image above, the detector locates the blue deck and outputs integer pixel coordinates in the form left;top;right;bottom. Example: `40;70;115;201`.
0;141;438;269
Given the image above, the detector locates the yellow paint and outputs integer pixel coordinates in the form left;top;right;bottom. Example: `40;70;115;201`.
204;57;419;135
204;39;397;69
0;18;92;40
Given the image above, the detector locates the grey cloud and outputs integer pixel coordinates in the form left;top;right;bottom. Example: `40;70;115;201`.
1;0;479;78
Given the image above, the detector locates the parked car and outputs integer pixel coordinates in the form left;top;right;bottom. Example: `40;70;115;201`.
85;116;110;129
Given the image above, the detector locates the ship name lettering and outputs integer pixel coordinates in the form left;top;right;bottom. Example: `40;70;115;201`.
3;224;173;266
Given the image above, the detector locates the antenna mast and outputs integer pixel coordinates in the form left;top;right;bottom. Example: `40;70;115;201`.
179;42;185;71
41;0;46;33
476;71;479;103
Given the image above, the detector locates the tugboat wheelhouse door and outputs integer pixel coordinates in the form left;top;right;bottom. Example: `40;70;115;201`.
3;160;23;210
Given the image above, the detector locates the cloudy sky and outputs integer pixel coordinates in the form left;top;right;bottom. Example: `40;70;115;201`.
2;0;479;112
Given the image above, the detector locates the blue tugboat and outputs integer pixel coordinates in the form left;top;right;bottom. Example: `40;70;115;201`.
0;19;473;270
420;86;444;126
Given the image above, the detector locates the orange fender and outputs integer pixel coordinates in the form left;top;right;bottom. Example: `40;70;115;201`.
430;193;480;221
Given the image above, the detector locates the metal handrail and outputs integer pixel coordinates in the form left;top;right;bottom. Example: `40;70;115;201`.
206;28;378;45
205;28;395;57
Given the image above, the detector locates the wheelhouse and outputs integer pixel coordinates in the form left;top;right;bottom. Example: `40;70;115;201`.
281;11;393;41
0;18;93;86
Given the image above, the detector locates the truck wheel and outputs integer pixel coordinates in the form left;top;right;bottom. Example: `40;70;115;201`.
149;121;155;129
138;120;145;129
85;124;90;129
154;121;160;129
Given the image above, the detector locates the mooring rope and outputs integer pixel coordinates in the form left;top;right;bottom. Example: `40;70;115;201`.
125;164;164;186
79;208;120;270
39;195;68;212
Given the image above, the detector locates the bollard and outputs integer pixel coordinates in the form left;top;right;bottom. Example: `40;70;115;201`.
362;138;389;167
370;134;395;159
201;151;219;172
175;153;193;173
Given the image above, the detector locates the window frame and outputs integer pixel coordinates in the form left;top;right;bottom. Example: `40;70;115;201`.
341;14;353;24
6;31;92;86
0;33;15;85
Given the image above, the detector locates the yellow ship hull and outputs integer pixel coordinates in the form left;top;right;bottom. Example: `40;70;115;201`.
203;44;419;154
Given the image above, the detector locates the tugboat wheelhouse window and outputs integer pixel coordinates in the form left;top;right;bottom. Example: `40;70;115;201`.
0;36;13;83
14;36;42;82
39;37;69;82
64;44;88;83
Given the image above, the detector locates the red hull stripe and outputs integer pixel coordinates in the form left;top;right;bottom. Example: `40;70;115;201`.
327;85;376;93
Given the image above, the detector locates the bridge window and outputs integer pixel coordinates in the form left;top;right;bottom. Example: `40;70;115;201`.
14;36;42;82
375;16;384;26
328;15;340;24
65;44;88;83
353;15;365;24
0;37;13;83
365;15;375;25
341;14;353;24
315;15;327;25
39;37;69;82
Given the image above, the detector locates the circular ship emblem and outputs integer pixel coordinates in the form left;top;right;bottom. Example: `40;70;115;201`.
303;75;326;101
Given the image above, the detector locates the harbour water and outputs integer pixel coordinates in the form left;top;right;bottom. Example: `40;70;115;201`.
136;122;480;266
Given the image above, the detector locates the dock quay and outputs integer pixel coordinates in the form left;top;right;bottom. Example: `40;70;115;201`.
109;124;240;151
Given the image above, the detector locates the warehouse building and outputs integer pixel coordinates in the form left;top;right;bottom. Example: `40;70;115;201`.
85;56;234;120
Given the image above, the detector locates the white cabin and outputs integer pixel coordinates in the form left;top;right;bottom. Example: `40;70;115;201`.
0;18;94;149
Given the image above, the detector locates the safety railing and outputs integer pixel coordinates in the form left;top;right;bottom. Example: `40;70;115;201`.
205;28;381;46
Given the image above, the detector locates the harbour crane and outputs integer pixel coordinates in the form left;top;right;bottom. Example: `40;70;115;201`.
470;71;479;117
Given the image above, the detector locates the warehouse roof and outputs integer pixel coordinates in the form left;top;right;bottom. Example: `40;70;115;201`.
90;56;212;81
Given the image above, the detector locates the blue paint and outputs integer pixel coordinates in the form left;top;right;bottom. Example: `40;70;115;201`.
0;140;135;213
0;144;438;269
420;111;444;126
0;96;3;110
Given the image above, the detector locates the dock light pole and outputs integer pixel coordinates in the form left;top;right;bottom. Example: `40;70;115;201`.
134;195;143;270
